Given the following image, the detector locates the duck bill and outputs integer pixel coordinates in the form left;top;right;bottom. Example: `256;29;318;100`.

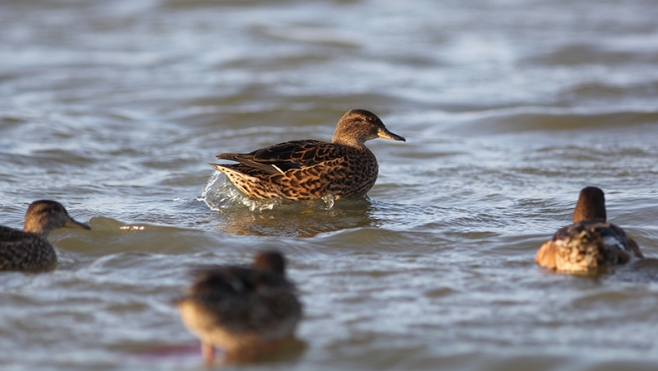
65;217;91;230
378;127;406;142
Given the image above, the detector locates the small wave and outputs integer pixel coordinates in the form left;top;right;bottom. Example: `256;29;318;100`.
443;106;658;136
253;25;361;48
525;43;658;66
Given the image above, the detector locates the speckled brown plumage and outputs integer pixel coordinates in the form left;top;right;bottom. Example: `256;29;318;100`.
175;251;302;363
0;200;91;271
210;109;406;200
536;187;643;273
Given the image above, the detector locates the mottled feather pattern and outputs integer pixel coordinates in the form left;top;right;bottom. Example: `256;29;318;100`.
215;144;379;200
554;220;642;257
0;226;56;270
540;220;643;272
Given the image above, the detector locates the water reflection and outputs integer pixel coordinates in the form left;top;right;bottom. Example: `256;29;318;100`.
217;201;379;237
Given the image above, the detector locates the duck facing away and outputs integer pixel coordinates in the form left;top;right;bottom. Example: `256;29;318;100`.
0;200;91;271
176;251;302;364
211;109;406;200
536;187;643;273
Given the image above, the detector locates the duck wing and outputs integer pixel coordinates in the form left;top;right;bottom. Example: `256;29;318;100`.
216;140;344;175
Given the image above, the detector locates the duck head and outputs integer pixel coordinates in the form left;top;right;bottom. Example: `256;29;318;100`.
572;186;607;223
23;200;91;236
332;109;406;147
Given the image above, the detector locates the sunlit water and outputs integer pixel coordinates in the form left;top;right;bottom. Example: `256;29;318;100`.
2;0;658;370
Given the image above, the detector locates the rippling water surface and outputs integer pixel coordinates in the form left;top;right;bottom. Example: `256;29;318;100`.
2;1;658;370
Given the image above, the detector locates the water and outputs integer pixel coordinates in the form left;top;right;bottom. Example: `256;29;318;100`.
2;0;658;370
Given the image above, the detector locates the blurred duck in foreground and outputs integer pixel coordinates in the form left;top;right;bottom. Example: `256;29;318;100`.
175;250;302;364
0;200;91;271
536;186;643;273
211;109;405;200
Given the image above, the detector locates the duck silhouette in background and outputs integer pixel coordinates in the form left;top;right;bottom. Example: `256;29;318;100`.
176;250;302;364
536;186;643;273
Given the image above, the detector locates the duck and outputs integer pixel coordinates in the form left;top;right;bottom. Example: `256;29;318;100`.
0;200;91;271
210;109;406;200
536;186;643;273
175;250;302;364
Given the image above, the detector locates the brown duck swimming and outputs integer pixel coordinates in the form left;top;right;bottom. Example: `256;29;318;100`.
536;186;643;273
176;250;302;364
0;200;91;271
211;109;406;200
